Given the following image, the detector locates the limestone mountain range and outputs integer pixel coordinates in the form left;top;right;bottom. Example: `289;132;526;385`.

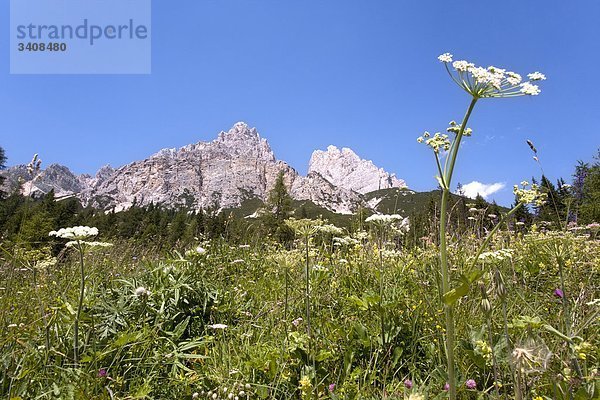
2;122;407;215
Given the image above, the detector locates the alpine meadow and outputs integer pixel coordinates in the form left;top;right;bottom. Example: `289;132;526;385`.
1;2;600;400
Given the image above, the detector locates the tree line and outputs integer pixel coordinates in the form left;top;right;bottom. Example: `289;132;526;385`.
0;146;599;251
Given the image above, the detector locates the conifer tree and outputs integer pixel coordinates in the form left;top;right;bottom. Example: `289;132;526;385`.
266;171;293;222
264;171;294;242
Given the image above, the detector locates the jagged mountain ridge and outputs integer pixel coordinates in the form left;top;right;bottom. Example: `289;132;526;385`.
2;122;407;215
310;145;406;194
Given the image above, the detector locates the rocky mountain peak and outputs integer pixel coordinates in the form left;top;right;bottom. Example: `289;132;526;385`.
214;122;275;162
218;121;260;142
308;145;406;194
96;165;116;180
3;123;408;215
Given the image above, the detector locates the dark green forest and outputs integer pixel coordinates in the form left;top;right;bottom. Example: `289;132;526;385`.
0;146;599;252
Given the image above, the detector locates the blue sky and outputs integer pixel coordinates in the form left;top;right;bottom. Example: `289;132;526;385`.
1;0;599;206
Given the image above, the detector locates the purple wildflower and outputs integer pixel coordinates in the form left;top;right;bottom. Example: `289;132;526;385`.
328;383;335;392
554;288;564;299
98;368;107;378
465;379;477;390
443;383;450;391
404;379;413;389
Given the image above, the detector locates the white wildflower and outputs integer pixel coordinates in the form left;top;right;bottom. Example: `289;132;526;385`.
195;246;206;254
452;60;474;72
442;53;545;98
478;249;514;262
527;71;546;81
317;224;344;235
365;214;403;224
514;182;547;206
49;226;98;240
208;323;228;330
438;52;453;63
506;71;522;85
520;82;541;96
134;286;150;297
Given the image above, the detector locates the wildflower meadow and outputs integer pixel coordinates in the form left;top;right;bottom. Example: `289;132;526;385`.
1;54;599;400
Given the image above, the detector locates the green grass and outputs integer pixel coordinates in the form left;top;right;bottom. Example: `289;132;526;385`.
1;226;599;399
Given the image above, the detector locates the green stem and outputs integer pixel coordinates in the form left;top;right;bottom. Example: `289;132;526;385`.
74;242;86;367
379;230;385;350
33;268;50;364
502;298;522;400
486;311;501;399
444;98;478;183
304;234;316;399
439;189;457;399
557;257;583;378
439;96;478;400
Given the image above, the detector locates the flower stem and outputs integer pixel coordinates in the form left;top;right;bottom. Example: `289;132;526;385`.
557;256;583;378
304;234;316;399
74;242;86;367
439;96;478;400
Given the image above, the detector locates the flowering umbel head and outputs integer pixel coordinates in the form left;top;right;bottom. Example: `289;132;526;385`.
416;131;450;153
49;226;99;241
513;181;547;207
438;52;545;98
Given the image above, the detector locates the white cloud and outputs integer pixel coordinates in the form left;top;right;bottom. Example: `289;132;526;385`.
459;181;505;200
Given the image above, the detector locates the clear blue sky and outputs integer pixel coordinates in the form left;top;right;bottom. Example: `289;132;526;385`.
2;1;599;206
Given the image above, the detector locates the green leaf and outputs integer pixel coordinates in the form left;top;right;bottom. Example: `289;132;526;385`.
316;350;334;362
442;276;470;306
64;302;76;316
178;339;205;352
543;324;573;343
112;331;139;347
171;316;190;340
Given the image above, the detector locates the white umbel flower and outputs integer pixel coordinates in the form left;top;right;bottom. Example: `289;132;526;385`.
452;60;474;72
49;226;98;240
441;52;545;98
520;82;541;96
527;71;546;81
506;71;522;85
438;52;453;63
365;214;403;223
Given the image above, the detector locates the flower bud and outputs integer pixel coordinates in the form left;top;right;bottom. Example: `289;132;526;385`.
481;298;492;314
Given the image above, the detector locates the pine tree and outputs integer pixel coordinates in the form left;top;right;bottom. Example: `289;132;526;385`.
263;171;294;242
579;148;600;224
266;171;293;222
536;175;563;227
